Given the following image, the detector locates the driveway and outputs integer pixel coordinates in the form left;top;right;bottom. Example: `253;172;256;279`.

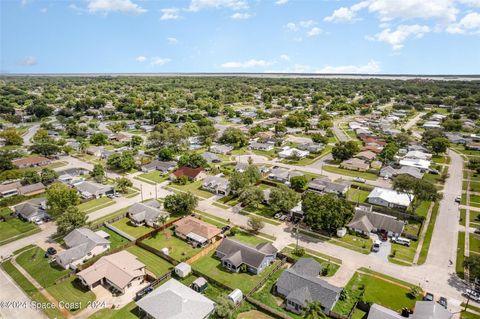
371;236;390;262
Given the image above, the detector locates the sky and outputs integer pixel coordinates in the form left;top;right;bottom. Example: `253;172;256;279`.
1;0;480;74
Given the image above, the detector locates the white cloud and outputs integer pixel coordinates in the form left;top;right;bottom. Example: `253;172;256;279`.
40;8;48;13
87;0;147;14
188;0;248;12
307;27;322;37
285;22;299;31
299;20;315;28
275;0;288;5
20;0;29;8
325;0;458;24
457;0;480;6
447;12;480;33
160;8;180;20
69;4;86;14
167;37;178;44
280;54;290;61
19;56;37;66
367;24;431;50
231;12;251;19
220;59;273;68
316;59;381;74
135;56;147;62
150;57;171;66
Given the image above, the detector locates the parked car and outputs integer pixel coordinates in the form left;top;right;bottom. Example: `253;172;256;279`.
423;292;434;301
279;215;288;221
274;213;282;219
33;218;43;225
463;289;480;302
474;228;480;234
372;240;381;253
44;247;57;258
221;225;231;233
379;230;388;241
455;196;461;203
353;177;366;183
392;236;410;247
438;296;447;309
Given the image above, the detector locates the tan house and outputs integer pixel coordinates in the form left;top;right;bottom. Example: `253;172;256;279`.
12;156;51;168
77;251;146;294
18;182;46;196
340;158;370;172
354;150;377;162
170;167;206;182
173;216;222;247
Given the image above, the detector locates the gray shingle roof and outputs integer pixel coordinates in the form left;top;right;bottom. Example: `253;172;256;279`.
276;258;342;311
347;210;404;234
128;201;167;224
216;238;277;269
14;198;46;218
56;228;110;267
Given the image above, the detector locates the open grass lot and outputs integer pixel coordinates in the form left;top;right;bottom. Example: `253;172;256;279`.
98;226;129;249
470;182;480;193
322;165;377;180
282;246;340;276
169;180;214;199
469;233;480;253
251;263;303;319
470;210;480;226
217;194;240;207
457;231;466;279
423;172;442;184
192;251;280;293
1;260;65;319
238;310;276;319
415;201;431;218
111;217;153;238
389;239;419;265
347;188;369;203
142;228;200;262
417;203;439;265
333;233;373;254
230;230;273;245
243;204;282;226
333;271;421;316
88;301;138;319
137;170;169;184
90;206;129;226
0;209;40;246
16;247;95;313
432;155;448;164
126;245;173;277
77;197;115;213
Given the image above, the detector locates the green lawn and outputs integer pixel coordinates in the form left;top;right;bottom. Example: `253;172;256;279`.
469;233;480;253
243;204;282;225
389;239;419;265
142;229;200;262
333;271;421;315
347;188;370;203
322;165;377;180
77;197;115;213
88;301;139;319
470;210;480;226
0;211;40;246
229;230;272;246
457;231;466;279
180;274;230;303
460;209;467;226
417;203;439;265
98;226;130;249
415;201;431;218
16;247;95;313
1;260;65;319
470;182;480;193
126;245;174;277
169;180;214;199
282;246;340;276
89;206;130;226
137;170;169;184
192;251;279;293
111;217;153;238
333;233;373;254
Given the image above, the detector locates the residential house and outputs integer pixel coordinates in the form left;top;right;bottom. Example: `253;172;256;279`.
14;198;48;222
380;166;424;179
235;162;249;172
405;150;432;160
367;303;403;319
278;147;309;159
340;158;370;172
210;144;233;155
170;167;206;182
275;258;342;315
136;278;215;319
12;156;51;169
202;152;221;164
422;121;442;129
57;168;88;186
362;145;383;154
109;133;131;143
307;178;350;197
466;142;480;151
412;301;452;319
0;181;22;197
56;228;110;269
17;182;46;196
445;133;468;144
298;142;324;153
347;205;405;237
249;141;274;152
128;200;168;227
202;176;230;195
367;187;412;211
268;168;290;183
173;216;221;247
354;150;377;162
75;181;115;199
215;238;278;274
141;160;177;173
77;251;145;294
399;158;431;171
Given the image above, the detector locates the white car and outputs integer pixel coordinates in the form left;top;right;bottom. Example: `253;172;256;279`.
33;218;43;225
353;177;366;183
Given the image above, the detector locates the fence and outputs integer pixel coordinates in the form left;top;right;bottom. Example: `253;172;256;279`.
136;241;179;266
185;236;223;264
135;270;173;300
246;297;293;319
104;222;136;241
136;217;181;242
90;212;128;230
247;258;286;297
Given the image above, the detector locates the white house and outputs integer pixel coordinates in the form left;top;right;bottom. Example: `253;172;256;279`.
367;187;413;211
278;146;309;159
399;158;431;170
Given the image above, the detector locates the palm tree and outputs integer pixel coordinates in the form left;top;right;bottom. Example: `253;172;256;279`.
158;215;168;234
303;301;327;319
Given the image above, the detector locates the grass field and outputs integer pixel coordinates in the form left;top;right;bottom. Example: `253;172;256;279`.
282;246;340;276
142;229;200;262
111;217;153;238
333;271;421;315
457;231;466;279
16;247;95;313
77;197;114;213
230;230;273;246
0;209;40;246
417;203;439;265
126;245;173;277
469;233;480;253
88;301;138;319
322;165;378;180
136;170;169;184
98;226;130;249
169;180;214;199
347;188;370;203
192;251;279;293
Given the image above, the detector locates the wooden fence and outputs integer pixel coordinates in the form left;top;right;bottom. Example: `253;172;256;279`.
136;241;179;266
90;212;128;230
185;236;223;264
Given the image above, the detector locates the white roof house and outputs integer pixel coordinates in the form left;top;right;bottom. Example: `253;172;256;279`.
136;278;215;319
399;158;431;170
367;187;413;210
278;146;309;159
405;150;432;160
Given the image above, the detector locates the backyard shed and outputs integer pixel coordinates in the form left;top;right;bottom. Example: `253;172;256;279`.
174;262;192;278
191;277;208;293
228;288;243;304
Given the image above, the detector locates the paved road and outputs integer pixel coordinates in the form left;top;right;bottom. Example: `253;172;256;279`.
0;267;47;319
403;112;426;139
332;117;351;142
22;124;40;146
0;223;57;260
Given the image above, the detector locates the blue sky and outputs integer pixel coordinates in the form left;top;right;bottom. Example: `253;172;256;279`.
1;0;480;74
